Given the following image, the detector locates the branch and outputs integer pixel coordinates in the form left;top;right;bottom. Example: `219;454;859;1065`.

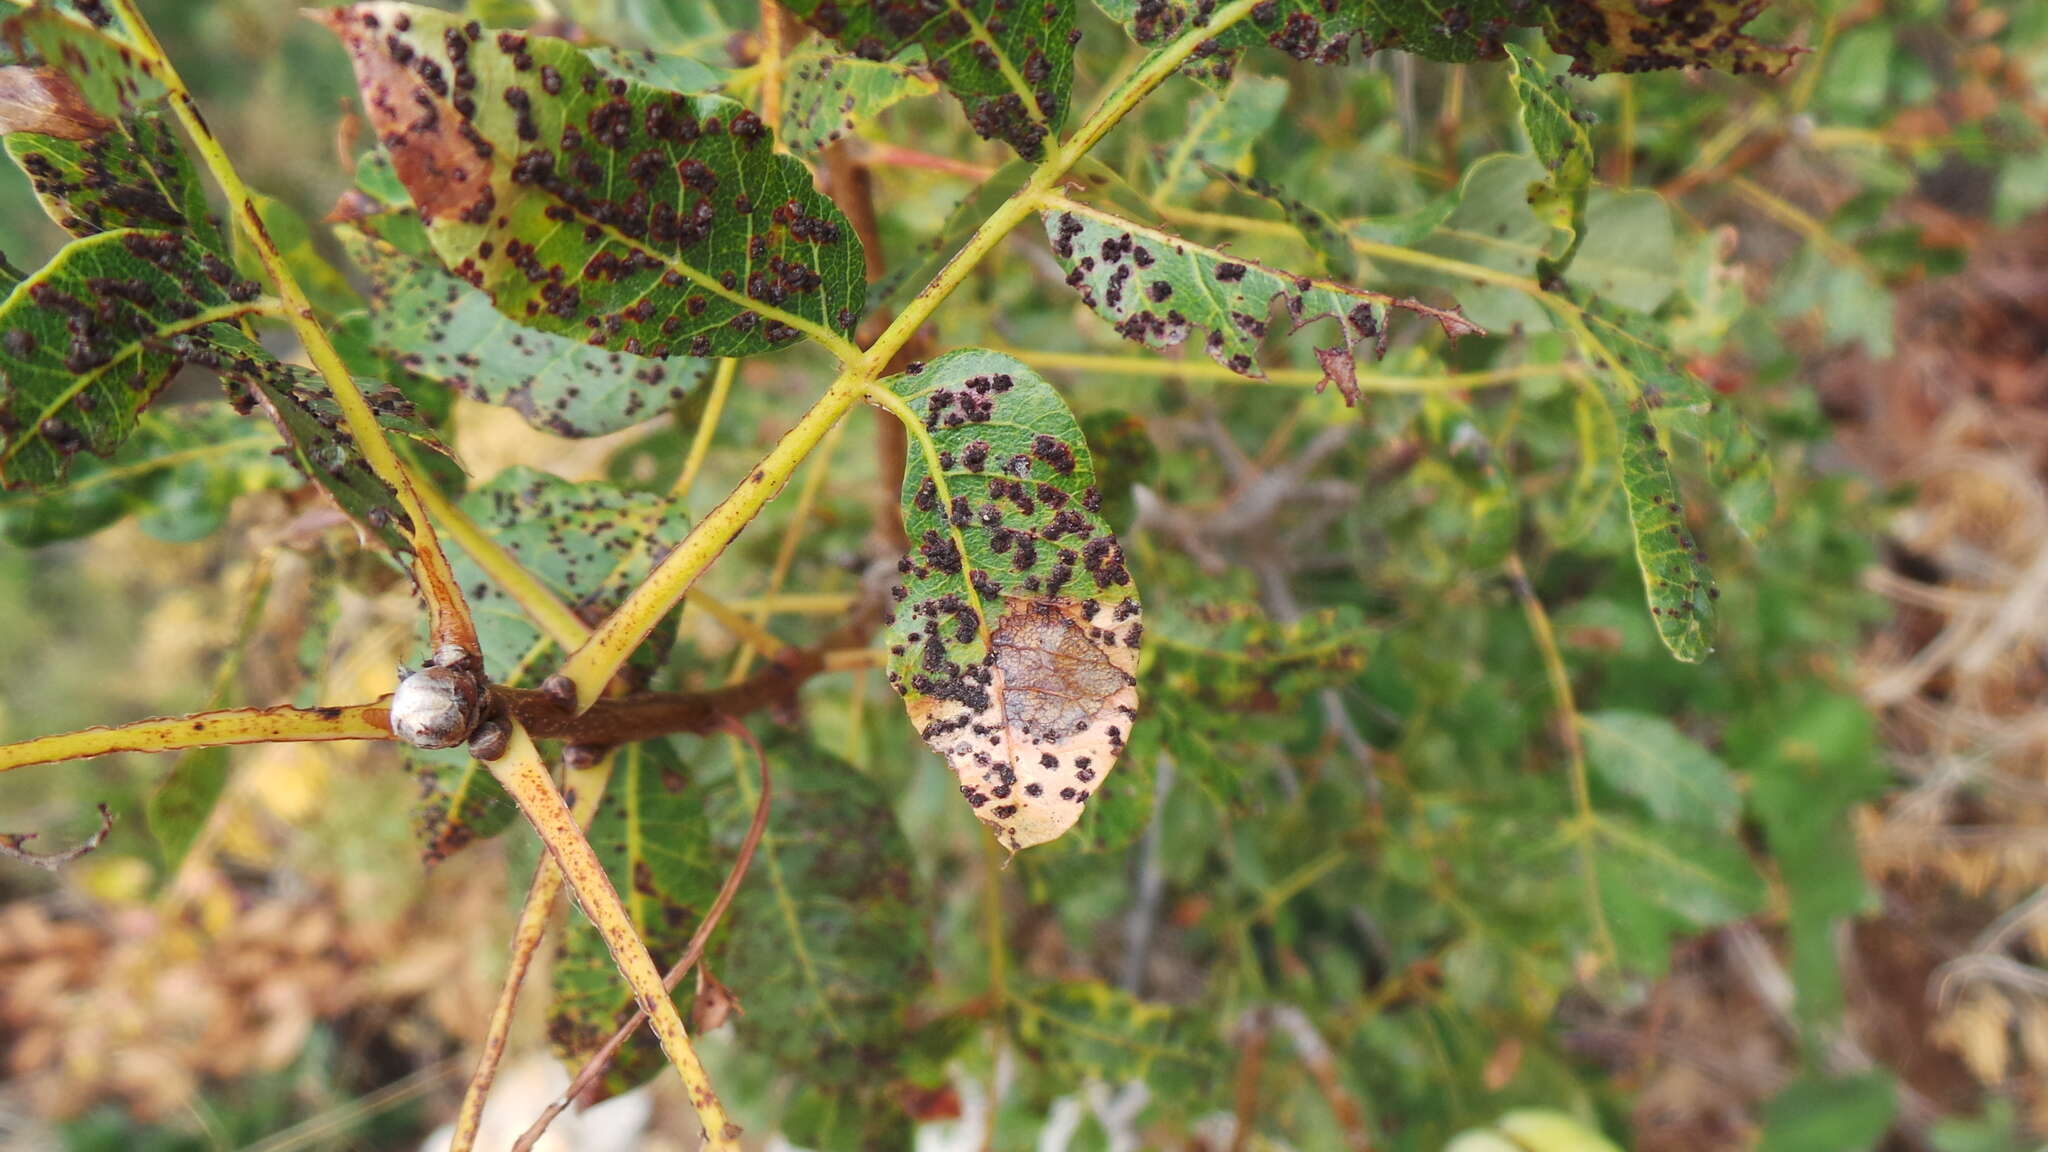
483;724;739;1151
0;702;392;774
0;804;114;871
104;0;479;658
513;716;773;1152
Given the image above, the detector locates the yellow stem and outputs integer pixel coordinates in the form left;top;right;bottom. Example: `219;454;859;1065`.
1002;348;1564;392
486;726;738;1151
0;703;390;774
450;749;617;1152
1727;175;1869;272
103;0;478;656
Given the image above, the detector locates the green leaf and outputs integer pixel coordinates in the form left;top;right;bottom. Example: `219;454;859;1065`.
779;0;1076;161
0;229;266;490
6;107;223;251
316;4;864;358
206;329;447;556
1010;981;1209;1085
881;350;1143;851
1589;366;1716;663
340;227;713;437
1580;710;1739;832
1098;0;1797;79
779;49;938;154
1155;74;1287;202
1371;155;1679;331
1590;816;1764;973
1044;198;1479;405
0;404;292;545
704;733;926;1119
1758;1073;1897;1152
1147;603;1369;715
1577;300;1775;539
146;746;228;877
1504;45;1591;281
549;737;720;1098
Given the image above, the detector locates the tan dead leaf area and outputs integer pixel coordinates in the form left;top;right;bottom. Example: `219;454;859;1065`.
909;597;1138;852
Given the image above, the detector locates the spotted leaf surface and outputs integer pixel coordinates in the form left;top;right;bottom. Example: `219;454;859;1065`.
1577;301;1773;544
341;228;712;437
204;329;447;557
704;733;927;1128
883;350;1141;852
316;4;864;359
5;106;224;251
1568;308;1719;663
0;404;293;546
550;737;719;1098
780;49;938;154
1101;0;1796;81
1043;199;1479;405
1505;45;1591;281
780;0;1076;161
0;229;265;490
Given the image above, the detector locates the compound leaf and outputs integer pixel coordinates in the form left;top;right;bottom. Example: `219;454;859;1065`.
550;737;720;1098
0;229;266;490
1146;603;1369;714
779;0;1076;161
882;350;1142;852
1044;197;1479;404
341;227;712;437
316;3;864;359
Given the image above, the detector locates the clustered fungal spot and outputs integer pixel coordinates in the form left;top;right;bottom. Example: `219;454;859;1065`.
781;0;1077;160
1043;206;1480;406
0;228;265;490
881;352;1141;851
315;4;864;362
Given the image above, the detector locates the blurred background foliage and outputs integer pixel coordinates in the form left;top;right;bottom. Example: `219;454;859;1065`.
2;0;2048;1149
